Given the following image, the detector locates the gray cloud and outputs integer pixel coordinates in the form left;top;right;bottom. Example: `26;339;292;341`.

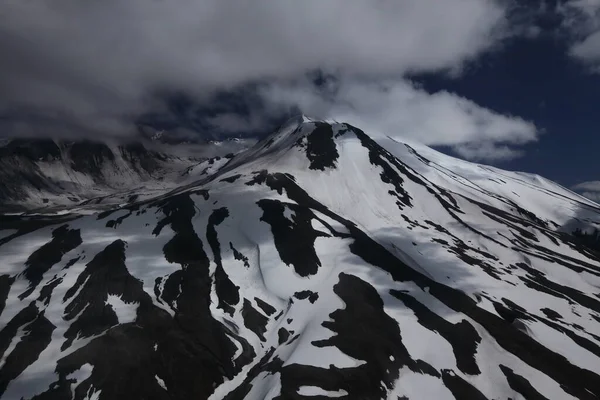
0;0;542;161
560;0;600;71
572;181;600;191
0;0;507;132
260;78;537;160
571;31;600;70
579;192;600;202
572;181;600;202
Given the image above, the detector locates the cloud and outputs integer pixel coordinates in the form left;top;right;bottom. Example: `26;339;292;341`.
0;0;509;139
204;113;279;135
571;31;600;70
451;142;526;161
572;181;600;191
572;181;600;202
579;192;600;202
261;79;538;161
0;0;543;162
566;0;600;18
560;0;600;71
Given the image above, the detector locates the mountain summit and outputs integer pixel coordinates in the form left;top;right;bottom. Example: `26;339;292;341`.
1;119;599;400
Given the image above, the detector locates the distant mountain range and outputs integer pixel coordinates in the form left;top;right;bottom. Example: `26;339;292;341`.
0;136;253;212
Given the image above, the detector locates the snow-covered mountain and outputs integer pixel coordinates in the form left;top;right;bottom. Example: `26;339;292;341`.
1;118;600;400
0;138;249;213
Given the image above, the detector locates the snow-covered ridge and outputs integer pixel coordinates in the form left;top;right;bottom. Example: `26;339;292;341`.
0;120;599;400
0;138;250;213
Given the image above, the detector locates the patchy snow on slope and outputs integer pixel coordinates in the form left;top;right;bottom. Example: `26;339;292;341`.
1;119;600;400
105;295;138;325
297;386;348;397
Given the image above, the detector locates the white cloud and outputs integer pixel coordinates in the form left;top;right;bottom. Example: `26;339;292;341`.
571;31;600;70
572;181;600;202
451;142;525;161
0;0;543;163
261;79;537;161
560;0;600;71
0;0;509;138
572;181;600;191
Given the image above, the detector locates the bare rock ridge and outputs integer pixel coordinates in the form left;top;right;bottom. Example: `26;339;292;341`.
0;118;600;399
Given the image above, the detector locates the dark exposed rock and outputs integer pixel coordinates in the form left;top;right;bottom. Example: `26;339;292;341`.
391;290;481;375
499;365;549;400
0;139;61;161
258;200;328;277
540;308;562;321
294;290;319;304
220;174;242;183
61;240;133;350
19;225;82;300
38;276;62;306
242;299;268;342
38;223;239;399
278;328;290;345
0;304;55;396
69;141;115;177
207;207;240;316
0;275;14;316
254;297;277;316
299;122;339;170
230;242;250;268
441;370;489;400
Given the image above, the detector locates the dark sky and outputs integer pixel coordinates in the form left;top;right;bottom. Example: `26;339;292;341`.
416;32;600;187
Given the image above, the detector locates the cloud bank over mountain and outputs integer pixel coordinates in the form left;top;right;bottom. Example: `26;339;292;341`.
4;0;589;160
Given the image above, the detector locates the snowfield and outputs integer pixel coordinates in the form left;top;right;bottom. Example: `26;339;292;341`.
1;118;599;399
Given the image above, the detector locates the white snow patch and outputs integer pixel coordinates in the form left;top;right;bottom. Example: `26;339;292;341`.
391;369;453;399
105;294;139;324
67;363;94;397
283;206;295;222
0;324;28;370
297;386;348;397
155;375;167;390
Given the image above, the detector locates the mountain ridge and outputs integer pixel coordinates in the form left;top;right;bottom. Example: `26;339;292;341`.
0;119;599;400
0;136;253;213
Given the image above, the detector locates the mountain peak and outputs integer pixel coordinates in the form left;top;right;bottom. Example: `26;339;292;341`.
1;120;600;400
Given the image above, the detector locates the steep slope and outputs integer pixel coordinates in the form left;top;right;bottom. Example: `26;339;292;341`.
0;119;599;400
